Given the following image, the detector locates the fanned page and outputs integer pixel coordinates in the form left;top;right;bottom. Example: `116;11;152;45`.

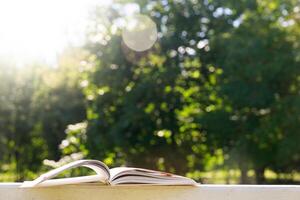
109;167;197;185
21;160;110;188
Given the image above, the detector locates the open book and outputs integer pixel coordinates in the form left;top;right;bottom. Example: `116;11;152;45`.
21;160;197;187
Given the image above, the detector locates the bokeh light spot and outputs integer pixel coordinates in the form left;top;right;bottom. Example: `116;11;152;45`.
122;14;157;52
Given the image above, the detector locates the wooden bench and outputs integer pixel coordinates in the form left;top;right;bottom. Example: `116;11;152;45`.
1;183;300;200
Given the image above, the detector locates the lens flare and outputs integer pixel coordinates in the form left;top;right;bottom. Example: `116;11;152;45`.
122;14;157;52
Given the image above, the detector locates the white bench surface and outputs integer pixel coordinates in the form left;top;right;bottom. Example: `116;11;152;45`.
1;183;300;200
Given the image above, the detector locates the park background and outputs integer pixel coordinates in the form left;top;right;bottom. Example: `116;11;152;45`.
1;0;300;184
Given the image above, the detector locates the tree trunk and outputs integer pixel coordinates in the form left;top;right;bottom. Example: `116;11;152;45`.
240;167;248;184
255;167;265;184
239;160;248;184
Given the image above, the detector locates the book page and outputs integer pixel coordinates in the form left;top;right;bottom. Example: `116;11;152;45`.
22;175;105;187
21;160;110;188
109;167;196;185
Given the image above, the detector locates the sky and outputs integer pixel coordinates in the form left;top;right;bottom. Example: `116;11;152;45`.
0;0;112;67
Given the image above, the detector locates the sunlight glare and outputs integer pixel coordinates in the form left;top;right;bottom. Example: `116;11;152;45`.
0;0;111;67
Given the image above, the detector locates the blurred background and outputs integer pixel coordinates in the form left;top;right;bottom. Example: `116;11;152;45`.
1;0;300;184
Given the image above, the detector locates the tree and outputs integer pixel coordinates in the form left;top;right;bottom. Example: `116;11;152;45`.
34;48;87;161
80;0;229;174
0;63;47;180
0;48;87;180
204;1;300;183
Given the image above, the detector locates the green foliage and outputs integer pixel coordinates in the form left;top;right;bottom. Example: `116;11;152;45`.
0;63;47;180
0;49;86;180
34;49;87;160
1;0;300;184
79;0;300;183
80;0;223;173
202;1;300;182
